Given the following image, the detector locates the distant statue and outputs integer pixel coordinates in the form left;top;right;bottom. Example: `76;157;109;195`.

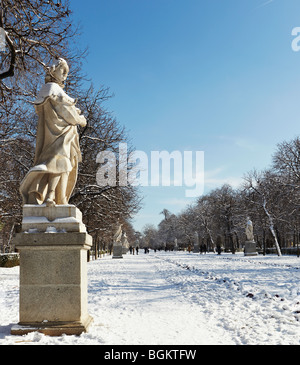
122;232;129;247
174;238;178;251
194;231;199;245
113;221;123;243
20;58;87;207
245;218;255;242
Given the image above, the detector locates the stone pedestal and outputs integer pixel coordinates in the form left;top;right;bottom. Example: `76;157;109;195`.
112;243;123;259
193;245;200;254
244;241;258;257
11;205;93;336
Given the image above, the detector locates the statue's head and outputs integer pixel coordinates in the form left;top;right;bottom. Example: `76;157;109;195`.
45;58;69;87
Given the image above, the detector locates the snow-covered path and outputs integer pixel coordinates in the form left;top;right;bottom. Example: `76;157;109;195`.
87;252;232;345
1;251;300;345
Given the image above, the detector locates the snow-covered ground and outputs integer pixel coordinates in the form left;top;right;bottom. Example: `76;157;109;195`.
1;251;300;345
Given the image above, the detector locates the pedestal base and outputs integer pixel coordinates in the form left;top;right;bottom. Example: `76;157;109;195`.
244;241;258;256
11;205;93;337
11;315;93;337
193;245;200;253
112;244;123;259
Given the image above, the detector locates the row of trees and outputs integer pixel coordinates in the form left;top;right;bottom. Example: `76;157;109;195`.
0;1;141;253
141;137;300;256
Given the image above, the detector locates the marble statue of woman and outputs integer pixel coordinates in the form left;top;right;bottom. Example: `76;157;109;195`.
194;231;199;245
20;58;87;207
245;218;255;242
113;221;123;243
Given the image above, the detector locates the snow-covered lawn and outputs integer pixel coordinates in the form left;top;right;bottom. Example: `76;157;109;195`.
1;251;300;345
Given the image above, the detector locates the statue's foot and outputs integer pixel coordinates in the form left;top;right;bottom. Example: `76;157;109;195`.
45;198;56;207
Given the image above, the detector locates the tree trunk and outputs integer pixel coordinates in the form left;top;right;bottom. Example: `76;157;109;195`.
263;200;281;256
263;229;266;256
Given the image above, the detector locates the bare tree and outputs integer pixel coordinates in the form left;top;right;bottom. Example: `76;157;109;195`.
142;224;158;249
208;184;240;254
195;195;216;251
0;0;78;83
273;137;300;184
242;170;282;256
65;84;142;250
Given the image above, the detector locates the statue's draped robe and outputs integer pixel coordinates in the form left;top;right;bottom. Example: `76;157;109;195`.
20;83;84;205
113;224;123;243
246;220;254;241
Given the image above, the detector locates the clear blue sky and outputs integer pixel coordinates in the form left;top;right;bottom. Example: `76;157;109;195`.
70;0;300;232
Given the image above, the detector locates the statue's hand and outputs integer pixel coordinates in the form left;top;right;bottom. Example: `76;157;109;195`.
79;116;87;127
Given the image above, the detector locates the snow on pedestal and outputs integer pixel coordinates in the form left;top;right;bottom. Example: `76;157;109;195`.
22;204;86;233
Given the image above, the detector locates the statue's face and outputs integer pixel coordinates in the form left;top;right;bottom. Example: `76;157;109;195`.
52;63;69;83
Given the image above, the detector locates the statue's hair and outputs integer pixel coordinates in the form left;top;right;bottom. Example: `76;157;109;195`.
45;58;69;87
